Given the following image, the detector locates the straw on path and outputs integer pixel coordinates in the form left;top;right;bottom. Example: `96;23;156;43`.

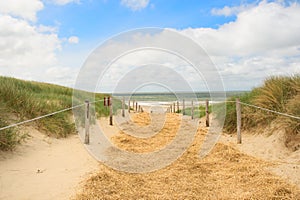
75;112;300;200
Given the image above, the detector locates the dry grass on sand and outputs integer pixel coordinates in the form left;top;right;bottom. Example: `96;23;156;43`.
75;113;300;200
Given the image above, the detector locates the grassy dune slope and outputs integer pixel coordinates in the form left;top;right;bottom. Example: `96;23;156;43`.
221;74;300;150
0;76;110;151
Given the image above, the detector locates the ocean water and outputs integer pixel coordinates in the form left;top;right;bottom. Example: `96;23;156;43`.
114;91;247;107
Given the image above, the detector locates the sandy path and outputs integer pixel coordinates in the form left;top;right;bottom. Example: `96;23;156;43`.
75;112;300;199
0;127;99;200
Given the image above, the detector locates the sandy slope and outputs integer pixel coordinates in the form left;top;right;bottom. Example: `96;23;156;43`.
0;127;99;200
220;130;300;187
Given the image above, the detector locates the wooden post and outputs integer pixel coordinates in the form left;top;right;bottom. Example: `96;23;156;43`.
236;98;242;144
191;100;194;119
182;99;185;115
109;97;113;126
138;105;141;112
84;100;90;144
170;105;172;113
206;99;209;127
122;97;125;117
177;101;179;113
173;102;176;113
133;100;135;111
135;102;138;112
128;99;131;113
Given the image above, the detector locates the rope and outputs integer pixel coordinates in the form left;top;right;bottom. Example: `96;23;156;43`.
90;99;104;104
239;102;300;120
220;100;300;120
0;103;84;131
0;98;107;131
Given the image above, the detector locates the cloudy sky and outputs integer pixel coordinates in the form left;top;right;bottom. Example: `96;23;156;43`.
0;0;300;92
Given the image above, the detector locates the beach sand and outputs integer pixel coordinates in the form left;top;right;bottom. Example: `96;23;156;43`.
0;127;99;200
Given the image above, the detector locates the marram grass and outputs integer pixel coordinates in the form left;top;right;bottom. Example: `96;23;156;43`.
0;76;112;150
219;74;300;150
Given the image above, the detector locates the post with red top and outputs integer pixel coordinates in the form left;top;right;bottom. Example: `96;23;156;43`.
205;99;209;127
109;97;113;126
236;98;242;144
84;100;90;144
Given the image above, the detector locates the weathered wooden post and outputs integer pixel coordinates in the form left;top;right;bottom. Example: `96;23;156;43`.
138;105;141;112
206;99;209;127
182;99;185;115
128;99;131;113
109;97;113;126
177;101;179;113
133;100;135;111
135;102;138;112
173;102;176;113
191;100;194;119
236;98;242;144
122;97;125;117
84;100;90;144
170;105;172;113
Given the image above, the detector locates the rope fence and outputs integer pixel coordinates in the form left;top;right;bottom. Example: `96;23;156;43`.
1;97;299;146
0;96;299;165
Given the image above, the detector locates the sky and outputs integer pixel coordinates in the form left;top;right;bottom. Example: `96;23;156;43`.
0;0;300;92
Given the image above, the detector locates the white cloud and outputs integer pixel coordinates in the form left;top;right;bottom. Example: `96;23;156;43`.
0;0;44;22
49;0;80;5
211;4;255;17
68;36;79;44
0;15;61;79
180;1;300;90
0;0;81;87
36;24;58;33
121;0;150;11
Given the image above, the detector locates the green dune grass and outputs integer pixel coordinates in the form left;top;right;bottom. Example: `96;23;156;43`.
0;76;113;150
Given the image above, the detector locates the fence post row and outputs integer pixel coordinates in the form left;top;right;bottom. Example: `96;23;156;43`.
84;100;90;144
206;99;209;127
236;98;242;144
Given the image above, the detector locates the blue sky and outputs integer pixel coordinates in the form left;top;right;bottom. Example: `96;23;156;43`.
0;0;300;92
39;0;241;39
